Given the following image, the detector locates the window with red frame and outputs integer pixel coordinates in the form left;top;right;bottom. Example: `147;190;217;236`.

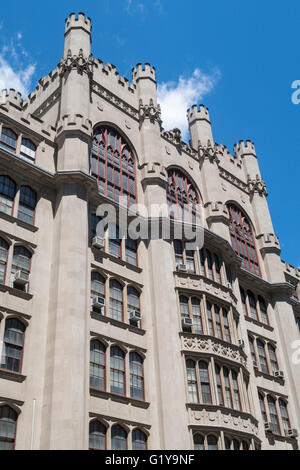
111;424;127;450
0;318;25;373
132;429;147;450
91;126;136;207
0;175;16;216
167;168;200;223
110;346;125;395
129;352;144;400
0;238;9;284
0;406;18;450
279;400;290;432
90;340;106;391
18;186;37;225
228;204;260;276
89;421;106;450
11;246;31;292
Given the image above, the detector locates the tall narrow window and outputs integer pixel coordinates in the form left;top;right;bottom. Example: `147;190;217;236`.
109;280;123;322
240;287;247;316
89;421;106;450
199;361;212;404
11;246;31;292
92;126;136;207
0;176;16;215
108;225;121;258
127;287;141;327
279;400;290;432
125;237;138;266
267;344;278;374
180;295;189;321
223;367;233;408
248;291;258;321
228;204;260;276
206;250;213;280
258;296;268;325
20;138;36;162
91;272;105;300
222;309;231;343
132;429;147;450
191;298;203;334
0;406;17;450
174;240;184;267
194;434;204;450
90;340;106;391
129;352;144;400
267;396;280;434
199;249;206;276
214;305;222;339
18;186;36;224
0;238;8;284
215;363;224;406
259;393;267;423
186;249;195;273
213;253;222;283
249;336;257;363
0;128;17;152
110;346;125;395
1;319;25;373
206;302;215;337
167;168;200;223
231;371;241;411
186;360;198;403
91;214;101;240
111;425;127;450
207;435;218;450
257;340;268;374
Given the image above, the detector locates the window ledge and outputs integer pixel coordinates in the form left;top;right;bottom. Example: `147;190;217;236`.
245;315;274;332
254;368;285;384
92;248;142;273
91;310;146;336
0;283;33;300
0;210;38;233
187;403;258;424
90;388;149;409
0;368;26;383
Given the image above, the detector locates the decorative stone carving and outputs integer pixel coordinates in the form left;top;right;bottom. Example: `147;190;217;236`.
161;129;196;157
139;98;162;126
219;167;249;193
59;49;94;78
198;140;220;165
92;82;139;120
247;174;268;197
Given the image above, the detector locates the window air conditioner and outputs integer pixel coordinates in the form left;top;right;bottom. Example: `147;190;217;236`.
13;270;29;285
129;310;142;321
92;236;105;250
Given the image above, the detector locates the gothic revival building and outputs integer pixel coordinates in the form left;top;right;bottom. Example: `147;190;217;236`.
0;13;299;450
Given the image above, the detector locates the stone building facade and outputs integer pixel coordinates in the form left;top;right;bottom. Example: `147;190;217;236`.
0;13;299;450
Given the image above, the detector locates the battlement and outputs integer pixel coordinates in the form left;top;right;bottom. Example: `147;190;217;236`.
187;104;211;124
65;12;92;35
234;139;256;157
132;63;156;83
0;89;23;108
56;113;92;138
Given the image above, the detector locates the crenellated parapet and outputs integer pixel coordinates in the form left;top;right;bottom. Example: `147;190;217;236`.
234;139;257;158
256;232;281;255
247;174;268;197
204;201;229;224
187;104;211;126
56;113;92;139
65;12;92;35
198;139;220;165
0;89;23;108
139;98;162;127
132;63;156;84
139;161;168;187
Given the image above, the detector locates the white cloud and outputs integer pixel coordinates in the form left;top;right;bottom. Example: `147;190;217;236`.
157;68;220;140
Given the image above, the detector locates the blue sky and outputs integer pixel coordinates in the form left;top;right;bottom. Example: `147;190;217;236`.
0;0;299;267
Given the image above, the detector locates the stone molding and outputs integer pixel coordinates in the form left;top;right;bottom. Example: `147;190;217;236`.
198;140;220;165
139;98;162;127
161;128;196;156
92;81;139;120
247;174;268;197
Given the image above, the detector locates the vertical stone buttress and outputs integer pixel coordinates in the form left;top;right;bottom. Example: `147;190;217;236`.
41;13;92;449
133;64;191;449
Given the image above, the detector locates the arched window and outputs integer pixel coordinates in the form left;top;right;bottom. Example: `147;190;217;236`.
111;424;127;450
109;280;123;322
207;435;218;450
167;168;200;223
228;204;260;276
18;186;37;224
199;361;212;404
125;237;138;266
268;344;278;374
91;272;105;299
258;296;268;325
20;138;36;162
0;128;17;152
1;319;26;373
0;238;9;284
267;395;280;434
191;298;203;334
224;437;231;450
232;439;240;451
257;340;268;374
11;246;31;291
186;359;198;403
132;429;147;450
127;287;140;327
0;175;16;215
91;126;136;206
110;346;125;395
279;400;290;431
194;434;204;450
89;421;106;450
129;352;144;400
90;340;106;391
0;406;18;450
247;290;258;321
241;441;249;450
259;393;267;423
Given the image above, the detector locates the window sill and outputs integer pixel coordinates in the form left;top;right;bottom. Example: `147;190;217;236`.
91;247;142;273
0;368;26;383
0;210;38;233
0;283;33;300
254;368;284;384
91;310;146;336
245;315;273;332
187;403;258;425
90;388;149;409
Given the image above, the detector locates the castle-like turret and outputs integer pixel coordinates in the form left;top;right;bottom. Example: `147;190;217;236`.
64;12;92;57
187;104;213;150
132;63;157;104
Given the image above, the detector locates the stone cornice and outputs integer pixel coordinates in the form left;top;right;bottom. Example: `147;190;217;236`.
219;167;249;193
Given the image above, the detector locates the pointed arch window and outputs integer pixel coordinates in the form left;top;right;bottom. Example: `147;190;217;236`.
0;175;16;215
0;406;18;450
111;424;127;450
228;204;260;276
0;238;9;284
91;126;136;206
167;168;200;223
267;395;280;434
89;421;106;450
132;429;147;450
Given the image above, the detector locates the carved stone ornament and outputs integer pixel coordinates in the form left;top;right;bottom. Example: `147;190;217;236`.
198;140;220;165
59;49;94;79
139;98;162;126
247;174;268;197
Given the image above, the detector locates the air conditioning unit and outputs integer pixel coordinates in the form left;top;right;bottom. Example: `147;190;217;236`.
274;370;284;379
253;360;259;369
92;236;105;249
227;282;232;289
264;422;277;433
285;428;298;439
129;310;142;321
13;270;29;285
176;264;187;272
238;339;245;348
182;317;193;327
91;296;106;309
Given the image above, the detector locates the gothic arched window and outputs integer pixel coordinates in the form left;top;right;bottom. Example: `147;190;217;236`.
91;126;136;206
227;204;260;277
167;168;200;223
